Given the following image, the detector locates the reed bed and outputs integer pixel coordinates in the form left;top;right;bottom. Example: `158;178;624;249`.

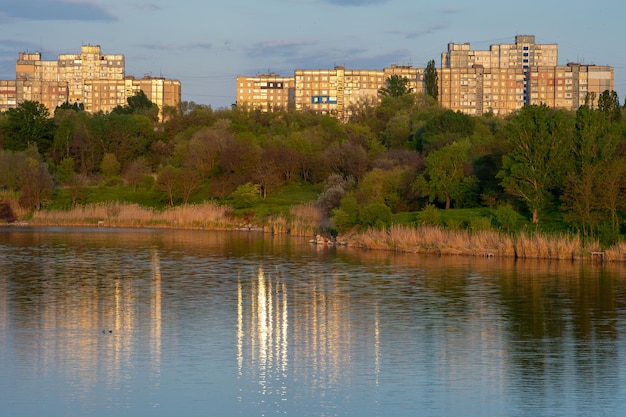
13;199;626;263
266;203;326;236
346;224;613;261
29;202;235;229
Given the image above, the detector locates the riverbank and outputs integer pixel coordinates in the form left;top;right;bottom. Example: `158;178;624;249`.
6;201;626;263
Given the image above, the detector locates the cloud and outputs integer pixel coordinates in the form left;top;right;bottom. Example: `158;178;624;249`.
247;39;319;59
0;0;116;21
137;41;214;51
322;0;388;5
387;23;448;39
133;2;162;12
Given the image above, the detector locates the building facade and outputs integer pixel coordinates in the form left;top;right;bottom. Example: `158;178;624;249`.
236;65;424;122
237;35;614;119
1;45;181;121
236;73;295;112
440;35;613;116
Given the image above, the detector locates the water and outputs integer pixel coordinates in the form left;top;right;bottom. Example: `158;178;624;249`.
1;227;626;417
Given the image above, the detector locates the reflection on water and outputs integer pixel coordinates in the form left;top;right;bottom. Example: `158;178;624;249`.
1;228;626;416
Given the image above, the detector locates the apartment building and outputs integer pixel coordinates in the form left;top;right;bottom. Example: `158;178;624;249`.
236;73;295;112
441;35;613;115
238;65;423;122
238;34;614;119
295;66;388;121
1;45;181;121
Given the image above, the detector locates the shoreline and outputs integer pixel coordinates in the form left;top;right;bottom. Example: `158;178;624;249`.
5;216;626;264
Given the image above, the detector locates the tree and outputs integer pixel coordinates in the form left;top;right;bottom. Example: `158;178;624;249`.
497;105;571;224
424;59;439;101
378;75;412;98
597;90;621;122
155;166;179;206
113;90;159;122
414;140;477;209
19;160;54;210
1;101;54;154
231;183;260;209
178;168;203;204
100;153;121;178
561;106;623;235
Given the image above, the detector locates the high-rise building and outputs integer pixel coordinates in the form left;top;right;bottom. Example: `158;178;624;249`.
236;74;295;112
1;45;181;121
440;35;613;115
238;65;423;122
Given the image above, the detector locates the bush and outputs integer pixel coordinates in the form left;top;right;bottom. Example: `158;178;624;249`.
493;204;519;232
360;203;392;229
418;204;442;226
231;183;260;209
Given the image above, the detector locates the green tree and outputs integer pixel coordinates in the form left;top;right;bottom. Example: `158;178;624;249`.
378;75;412;98
1;101;54;154
424;59;439;101
100;153;121;178
497;105;571;224
561;106;622;235
414;139;477;209
360;203;392;229
597;90;621;122
231;182;261;209
331;192;360;233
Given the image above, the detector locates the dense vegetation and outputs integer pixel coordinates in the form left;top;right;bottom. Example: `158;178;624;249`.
1;86;626;249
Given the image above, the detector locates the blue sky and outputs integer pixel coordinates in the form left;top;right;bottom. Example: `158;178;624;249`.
0;0;624;109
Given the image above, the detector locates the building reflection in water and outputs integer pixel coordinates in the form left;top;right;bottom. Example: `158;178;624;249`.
237;264;382;407
238;266;289;402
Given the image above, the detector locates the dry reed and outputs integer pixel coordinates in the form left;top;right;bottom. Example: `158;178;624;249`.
345;223;620;262
29;201;235;229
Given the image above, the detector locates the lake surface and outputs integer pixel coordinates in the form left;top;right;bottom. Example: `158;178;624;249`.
1;227;626;417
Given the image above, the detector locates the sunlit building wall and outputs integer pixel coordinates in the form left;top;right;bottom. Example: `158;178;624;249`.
1;45;180;121
237;74;295;113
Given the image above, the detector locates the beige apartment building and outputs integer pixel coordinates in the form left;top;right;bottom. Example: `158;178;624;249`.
238;65;424;122
1;45;181;121
236;73;295;112
237;35;614;119
440;35;613;116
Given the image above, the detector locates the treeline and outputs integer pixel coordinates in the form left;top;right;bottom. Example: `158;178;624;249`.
1;88;626;244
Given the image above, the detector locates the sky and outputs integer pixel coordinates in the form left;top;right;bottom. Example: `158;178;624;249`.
1;0;625;109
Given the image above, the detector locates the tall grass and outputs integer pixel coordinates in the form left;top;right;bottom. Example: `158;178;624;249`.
265;202;325;236
346;224;615;261
29;201;235;229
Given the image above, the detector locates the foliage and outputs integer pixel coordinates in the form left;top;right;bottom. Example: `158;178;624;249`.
378;75;413;98
0;101;54;154
414;140;478;209
332;192;360;233
3;90;626;245
418;204;442;226
231;182;261;209
497;105;571;224
360;203;392;229
424;59;439;100
493;204;521;233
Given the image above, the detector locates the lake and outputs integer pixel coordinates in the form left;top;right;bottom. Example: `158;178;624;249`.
1;227;626;417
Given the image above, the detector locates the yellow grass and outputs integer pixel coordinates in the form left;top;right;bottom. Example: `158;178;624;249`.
11;198;626;263
266;202;325;236
29;201;235;229
345;224;616;262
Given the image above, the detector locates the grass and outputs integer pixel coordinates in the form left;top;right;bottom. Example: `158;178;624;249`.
234;182;318;218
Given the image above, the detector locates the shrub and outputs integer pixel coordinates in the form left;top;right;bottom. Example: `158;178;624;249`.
418;204;442;226
493;204;519;232
231;183;260;209
360;203;392;229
